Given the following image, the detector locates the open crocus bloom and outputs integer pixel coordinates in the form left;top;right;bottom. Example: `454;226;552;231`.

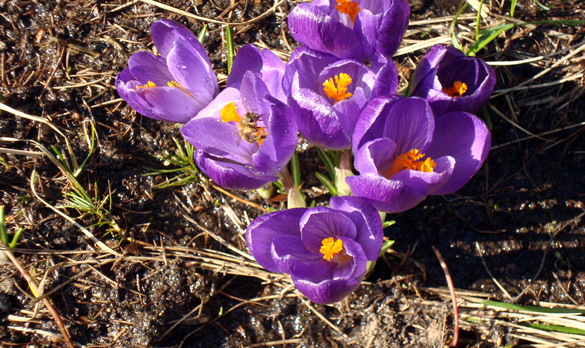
410;45;496;116
346;96;491;213
181;46;297;190
246;196;383;304
288;0;410;60
116;19;218;123
283;46;398;150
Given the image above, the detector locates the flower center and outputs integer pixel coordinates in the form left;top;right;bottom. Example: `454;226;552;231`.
336;0;361;24
442;81;468;97
135;80;156;89
323;73;353;104
220;102;266;146
221;102;240;123
320;237;343;261
386;149;436;178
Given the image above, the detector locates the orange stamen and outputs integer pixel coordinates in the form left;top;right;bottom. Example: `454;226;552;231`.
336;0;361;24
442;81;468;97
320;237;344;261
221;102;240;123
386;149;436;178
167;81;193;98
135;81;156;89
256;127;266;146
323;73;353;104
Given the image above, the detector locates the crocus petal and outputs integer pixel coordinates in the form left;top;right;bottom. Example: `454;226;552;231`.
346;173;428;213
182;116;256;164
317;60;375;98
374;0;410;58
332;237;368;280
300;208;357;254
116;69;203;123
283;46;340;96
332;88;368;135
167;37;218;106
227;44;286;101
390;156;455;196
239;71;271;117
195;151;274;190
151;19;204;58
292;276;362;304
253;96;297;174
246;208;307;273
330;197;384;261
426;112;491;194
353;138;397;177
352;96;403;151
410;45;448;97
370;54;399;98
382;97;435;156
128;52;175;86
288;3;363;59
271;234;335;278
411;45;496;115
291;89;351;150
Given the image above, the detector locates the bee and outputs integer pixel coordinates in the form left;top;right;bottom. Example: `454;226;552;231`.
236;111;267;145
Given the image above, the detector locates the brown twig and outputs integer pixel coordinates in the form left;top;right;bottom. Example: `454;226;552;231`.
432;246;459;347
0;241;75;348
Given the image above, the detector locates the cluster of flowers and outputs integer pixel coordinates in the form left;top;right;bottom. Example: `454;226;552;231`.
116;0;495;304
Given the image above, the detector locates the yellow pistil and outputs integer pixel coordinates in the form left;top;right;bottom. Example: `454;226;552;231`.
221;102;240;123
167;80;193;98
320;237;344;261
323;73;353;104
135;81;156;90
336;0;361;24
442;81;468;97
386;149;436;178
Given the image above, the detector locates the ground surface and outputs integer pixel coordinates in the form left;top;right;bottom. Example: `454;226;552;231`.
0;0;585;347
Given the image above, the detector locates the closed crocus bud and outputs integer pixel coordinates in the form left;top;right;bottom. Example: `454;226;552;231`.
245;196;383;304
282;46;398;150
181;46;297;190
288;0;410;61
346;96;491;213
116;19;219;123
410;45;496;116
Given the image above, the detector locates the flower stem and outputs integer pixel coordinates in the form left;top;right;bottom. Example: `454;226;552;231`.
335;150;353;196
279;168;294;192
339;149;352;170
279;168;306;209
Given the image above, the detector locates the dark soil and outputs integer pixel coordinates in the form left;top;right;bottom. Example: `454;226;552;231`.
1;0;584;347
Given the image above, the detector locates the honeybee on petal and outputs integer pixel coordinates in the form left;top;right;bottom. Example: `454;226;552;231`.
236;112;267;146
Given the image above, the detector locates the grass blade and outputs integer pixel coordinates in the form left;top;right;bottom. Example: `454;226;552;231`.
315;172;338;196
476;0;485;40
197;24;208;44
291;150;301;190
510;0;518;17
226;24;234;75
317;148;337;181
449;2;469;51
482;300;585;314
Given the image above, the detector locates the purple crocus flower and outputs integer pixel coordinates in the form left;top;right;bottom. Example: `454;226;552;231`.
346;96;491;213
246;196;383;304
288;0;410;60
181;45;297;190
410;45;496;116
283;46;398;150
116;19;219;123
